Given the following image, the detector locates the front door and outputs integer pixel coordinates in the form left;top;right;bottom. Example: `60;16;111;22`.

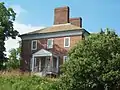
53;57;58;72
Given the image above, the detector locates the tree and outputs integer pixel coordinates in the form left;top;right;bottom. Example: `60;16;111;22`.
6;48;20;70
60;29;120;90
0;2;18;69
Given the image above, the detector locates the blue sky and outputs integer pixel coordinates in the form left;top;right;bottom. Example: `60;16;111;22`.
1;0;120;55
2;0;120;33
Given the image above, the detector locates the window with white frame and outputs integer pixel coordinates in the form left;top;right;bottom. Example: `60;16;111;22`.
63;56;68;63
47;39;53;48
64;37;70;47
31;40;37;50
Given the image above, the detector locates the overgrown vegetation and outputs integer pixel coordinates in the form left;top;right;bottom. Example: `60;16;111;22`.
60;29;120;90
1;29;120;90
6;48;20;70
0;75;60;90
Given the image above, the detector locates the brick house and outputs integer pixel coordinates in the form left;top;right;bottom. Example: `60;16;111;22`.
19;6;89;76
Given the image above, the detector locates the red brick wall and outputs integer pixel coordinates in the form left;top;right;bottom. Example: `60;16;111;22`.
21;40;32;71
54;6;69;25
69;17;82;27
21;35;82;71
52;35;82;65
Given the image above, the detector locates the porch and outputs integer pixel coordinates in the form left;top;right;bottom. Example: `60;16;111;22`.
31;49;59;76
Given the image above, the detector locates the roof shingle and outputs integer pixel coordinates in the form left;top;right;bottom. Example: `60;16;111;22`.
27;23;82;34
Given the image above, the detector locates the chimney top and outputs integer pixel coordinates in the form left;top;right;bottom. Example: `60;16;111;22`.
54;6;69;10
53;6;82;27
54;6;70;25
69;17;82;27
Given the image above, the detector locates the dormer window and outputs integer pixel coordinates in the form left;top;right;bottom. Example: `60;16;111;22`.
47;39;53;48
31;40;37;50
64;37;70;47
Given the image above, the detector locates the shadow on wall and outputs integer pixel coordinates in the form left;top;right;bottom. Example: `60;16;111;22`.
53;44;68;55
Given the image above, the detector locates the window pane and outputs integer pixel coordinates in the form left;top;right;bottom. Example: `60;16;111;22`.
32;40;37;50
33;41;36;49
64;37;70;47
47;39;53;48
65;38;69;46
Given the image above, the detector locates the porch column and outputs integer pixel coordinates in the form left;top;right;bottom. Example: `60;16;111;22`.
57;56;59;72
32;56;34;72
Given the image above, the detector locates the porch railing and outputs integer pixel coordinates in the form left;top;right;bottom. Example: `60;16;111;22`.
42;66;58;76
33;66;58;76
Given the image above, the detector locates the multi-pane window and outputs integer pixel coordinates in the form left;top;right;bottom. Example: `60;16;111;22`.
64;37;70;47
47;39;53;48
31;40;37;50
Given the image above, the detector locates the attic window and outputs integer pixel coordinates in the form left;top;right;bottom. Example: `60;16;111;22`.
31;40;37;50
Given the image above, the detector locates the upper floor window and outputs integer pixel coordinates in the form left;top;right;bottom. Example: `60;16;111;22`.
31;40;37;50
64;37;70;47
47;39;53;48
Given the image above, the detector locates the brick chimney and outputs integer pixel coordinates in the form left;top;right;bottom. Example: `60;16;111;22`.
69;17;82;27
54;6;69;25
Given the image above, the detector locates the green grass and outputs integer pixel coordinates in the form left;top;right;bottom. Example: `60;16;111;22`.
0;74;60;90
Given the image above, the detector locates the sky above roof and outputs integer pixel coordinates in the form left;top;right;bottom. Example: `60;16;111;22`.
1;0;120;55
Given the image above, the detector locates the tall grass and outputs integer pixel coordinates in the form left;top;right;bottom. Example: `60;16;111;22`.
0;70;60;90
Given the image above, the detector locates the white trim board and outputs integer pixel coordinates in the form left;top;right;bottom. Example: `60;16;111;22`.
21;30;83;40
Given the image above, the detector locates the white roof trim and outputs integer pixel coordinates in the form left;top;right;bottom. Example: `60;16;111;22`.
21;30;82;40
33;49;52;57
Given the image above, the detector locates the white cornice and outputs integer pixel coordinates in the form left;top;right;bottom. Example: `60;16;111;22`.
21;30;83;40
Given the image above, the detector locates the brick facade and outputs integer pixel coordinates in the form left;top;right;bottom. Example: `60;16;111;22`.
21;35;83;71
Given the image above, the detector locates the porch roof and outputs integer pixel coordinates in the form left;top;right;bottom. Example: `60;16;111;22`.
33;49;52;57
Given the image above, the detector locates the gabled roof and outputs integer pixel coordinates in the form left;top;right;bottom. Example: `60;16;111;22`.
33;49;52;57
26;23;82;34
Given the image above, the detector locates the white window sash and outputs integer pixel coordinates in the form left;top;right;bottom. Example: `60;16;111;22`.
64;37;70;47
47;39;53;48
31;40;37;50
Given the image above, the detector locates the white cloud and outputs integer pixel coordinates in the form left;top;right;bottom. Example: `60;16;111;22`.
10;5;27;18
5;5;45;56
13;22;44;34
5;22;44;56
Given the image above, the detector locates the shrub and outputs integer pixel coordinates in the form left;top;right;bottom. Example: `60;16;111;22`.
60;29;120;90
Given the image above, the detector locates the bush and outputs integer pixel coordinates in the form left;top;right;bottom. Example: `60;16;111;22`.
60;29;120;90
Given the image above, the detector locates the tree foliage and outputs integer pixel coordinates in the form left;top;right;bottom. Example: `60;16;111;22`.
6;48;20;70
0;2;18;69
61;29;120;90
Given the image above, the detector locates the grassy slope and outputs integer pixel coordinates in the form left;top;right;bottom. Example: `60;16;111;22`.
0;71;59;90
